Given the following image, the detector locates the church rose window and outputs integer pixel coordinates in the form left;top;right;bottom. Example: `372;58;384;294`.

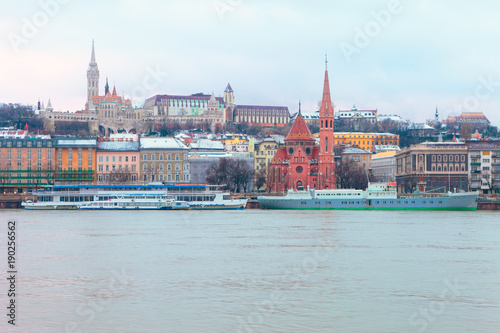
296;166;303;173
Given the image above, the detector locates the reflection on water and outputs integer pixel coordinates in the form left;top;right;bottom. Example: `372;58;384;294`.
0;210;499;332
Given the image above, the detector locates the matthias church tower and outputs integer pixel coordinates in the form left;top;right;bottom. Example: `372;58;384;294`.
86;40;99;111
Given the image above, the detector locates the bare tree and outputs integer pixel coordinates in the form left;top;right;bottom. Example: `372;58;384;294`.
255;168;267;191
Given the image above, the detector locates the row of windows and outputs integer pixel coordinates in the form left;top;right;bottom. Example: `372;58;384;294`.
142;163;186;171
430;155;465;162
98;165;138;172
0;141;52;148
98;156;137;162
142;153;187;161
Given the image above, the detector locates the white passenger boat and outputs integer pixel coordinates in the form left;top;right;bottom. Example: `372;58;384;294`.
78;192;190;210
186;193;247;210
22;184;246;210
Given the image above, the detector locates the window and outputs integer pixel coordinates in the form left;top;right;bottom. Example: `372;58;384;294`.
119;156;122;162
98;165;103;171
159;164;164;171
432;155;436;162
106;156;109;162
143;154;147;161
143;164;147;171
132;156;136;162
132;165;136;171
112;156;116;162
175;164;180;171
167;164;172;171
99;156;103;162
167;154;171;160
175;154;180;160
159;154;164;160
151;154;156;161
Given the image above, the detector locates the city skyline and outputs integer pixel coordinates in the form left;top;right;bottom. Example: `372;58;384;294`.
2;0;500;126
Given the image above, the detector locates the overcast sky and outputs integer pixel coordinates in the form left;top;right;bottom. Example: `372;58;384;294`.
1;0;499;126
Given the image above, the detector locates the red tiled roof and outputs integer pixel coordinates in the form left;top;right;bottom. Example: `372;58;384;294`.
271;147;288;163
285;114;315;142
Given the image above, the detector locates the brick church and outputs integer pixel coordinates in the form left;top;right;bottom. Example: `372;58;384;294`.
267;62;336;192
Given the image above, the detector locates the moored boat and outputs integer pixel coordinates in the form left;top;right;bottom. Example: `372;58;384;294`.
258;182;479;210
78;192;190;210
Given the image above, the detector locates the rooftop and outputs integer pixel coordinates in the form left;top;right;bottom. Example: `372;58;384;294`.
140;137;189;150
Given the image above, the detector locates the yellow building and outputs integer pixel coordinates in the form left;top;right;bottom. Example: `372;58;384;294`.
54;138;98;185
329;132;399;152
250;136;283;190
219;134;249;152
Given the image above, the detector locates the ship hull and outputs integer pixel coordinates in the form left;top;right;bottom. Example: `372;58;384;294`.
258;193;478;211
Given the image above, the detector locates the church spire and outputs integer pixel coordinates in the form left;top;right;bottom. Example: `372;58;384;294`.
105;77;109;95
91;39;96;63
319;61;334;117
112;85;117;97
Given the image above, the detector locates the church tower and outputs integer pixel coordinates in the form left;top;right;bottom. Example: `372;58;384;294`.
86;40;99;112
318;57;336;189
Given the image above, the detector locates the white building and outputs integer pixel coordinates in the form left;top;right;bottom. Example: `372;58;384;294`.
466;140;500;195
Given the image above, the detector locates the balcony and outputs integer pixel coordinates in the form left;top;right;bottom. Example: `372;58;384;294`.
492;162;500;166
470;162;481;166
470;155;481;159
471;170;481;173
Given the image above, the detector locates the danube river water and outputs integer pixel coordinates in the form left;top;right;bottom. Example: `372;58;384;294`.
1;209;500;333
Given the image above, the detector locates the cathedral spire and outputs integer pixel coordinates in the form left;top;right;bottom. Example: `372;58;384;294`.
112;85;117;97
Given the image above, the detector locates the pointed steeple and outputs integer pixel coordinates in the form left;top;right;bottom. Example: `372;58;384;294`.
435;105;439;119
112;85;117;96
210;91;216;102
224;83;233;93
46;98;53;112
298;100;302;117
319;60;334;117
91;39;96;63
105;77;110;95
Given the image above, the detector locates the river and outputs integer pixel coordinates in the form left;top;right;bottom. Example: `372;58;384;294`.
0;209;499;332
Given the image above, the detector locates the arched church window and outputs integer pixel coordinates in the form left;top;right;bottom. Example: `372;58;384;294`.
289;148;294;155
306;148;311;155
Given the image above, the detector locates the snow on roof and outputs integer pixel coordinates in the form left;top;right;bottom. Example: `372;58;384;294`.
56;138;97;147
190;139;224;150
140;137;189;150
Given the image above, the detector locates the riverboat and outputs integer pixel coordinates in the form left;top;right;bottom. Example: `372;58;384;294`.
258;182;479;210
78;192;190;210
22;184;247;210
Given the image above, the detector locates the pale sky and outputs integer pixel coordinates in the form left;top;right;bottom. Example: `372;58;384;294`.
1;0;500;126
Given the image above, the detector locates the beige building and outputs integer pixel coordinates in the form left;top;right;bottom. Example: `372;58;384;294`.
250;136;284;190
395;142;469;194
342;147;372;174
139;137;190;183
